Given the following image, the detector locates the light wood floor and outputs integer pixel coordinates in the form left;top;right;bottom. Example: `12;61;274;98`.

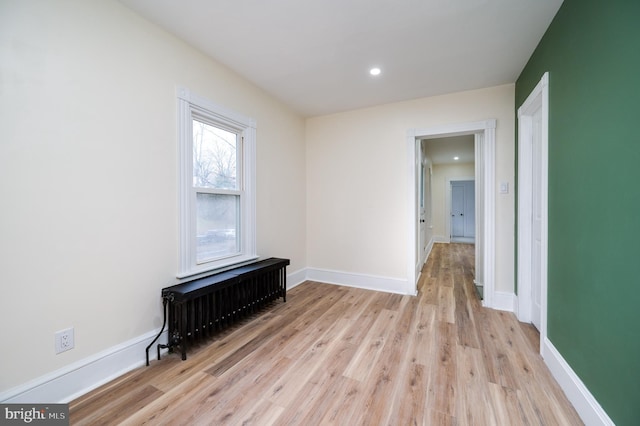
70;243;582;425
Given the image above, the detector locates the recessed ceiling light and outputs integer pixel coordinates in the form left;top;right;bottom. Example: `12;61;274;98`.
454;156;459;160
369;67;381;76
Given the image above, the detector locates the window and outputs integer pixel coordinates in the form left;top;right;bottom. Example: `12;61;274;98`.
177;87;256;277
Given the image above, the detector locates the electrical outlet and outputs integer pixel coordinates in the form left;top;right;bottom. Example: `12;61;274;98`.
55;327;74;354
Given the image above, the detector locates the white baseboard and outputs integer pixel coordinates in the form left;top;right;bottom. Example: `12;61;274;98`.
450;237;475;244
490;291;516;312
286;268;307;290
512;294;519;318
542;337;614;426
0;268;307;404
420;238;435;268
0;268;327;404
433;235;449;243
306;267;413;295
0;329;168;404
425;237;435;263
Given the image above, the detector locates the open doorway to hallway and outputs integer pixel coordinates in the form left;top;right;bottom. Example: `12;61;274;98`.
422;135;481;298
407;119;495;307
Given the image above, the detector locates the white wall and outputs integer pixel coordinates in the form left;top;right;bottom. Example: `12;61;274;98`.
0;0;517;399
431;163;475;240
0;0;305;394
306;84;515;292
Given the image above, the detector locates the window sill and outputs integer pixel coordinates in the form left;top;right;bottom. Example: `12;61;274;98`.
176;255;260;280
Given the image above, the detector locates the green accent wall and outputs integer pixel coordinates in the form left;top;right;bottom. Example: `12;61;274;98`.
515;1;640;424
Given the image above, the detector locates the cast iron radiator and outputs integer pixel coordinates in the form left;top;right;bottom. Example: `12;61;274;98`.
146;257;289;364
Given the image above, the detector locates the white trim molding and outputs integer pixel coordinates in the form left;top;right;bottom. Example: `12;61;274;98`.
176;86;257;279
424;237;434;266
286;268;307;290
0;329;169;404
517;72;549;347
306;267;413;295
0;270;305;404
492;291;516;312
543;338;615;426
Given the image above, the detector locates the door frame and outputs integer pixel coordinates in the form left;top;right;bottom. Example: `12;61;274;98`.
407;119;496;307
418;153;431;267
517;72;549;352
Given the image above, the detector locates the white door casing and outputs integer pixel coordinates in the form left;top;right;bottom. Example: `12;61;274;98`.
419;155;427;266
517;72;549;352
474;132;485;300
531;105;543;330
463;181;476;238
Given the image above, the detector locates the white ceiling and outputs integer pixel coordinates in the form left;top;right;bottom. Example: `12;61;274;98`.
119;0;562;117
423;135;475;165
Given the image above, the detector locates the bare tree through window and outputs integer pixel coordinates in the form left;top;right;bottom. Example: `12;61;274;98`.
192;120;237;189
192;119;240;262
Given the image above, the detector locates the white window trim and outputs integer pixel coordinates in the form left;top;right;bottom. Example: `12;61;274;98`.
177;87;257;278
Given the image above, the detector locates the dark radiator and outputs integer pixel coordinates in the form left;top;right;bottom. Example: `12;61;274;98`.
146;257;289;364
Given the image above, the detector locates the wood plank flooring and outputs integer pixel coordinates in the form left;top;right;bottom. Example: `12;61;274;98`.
70;243;583;425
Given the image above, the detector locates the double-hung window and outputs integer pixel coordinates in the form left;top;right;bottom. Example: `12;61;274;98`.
177;87;256;277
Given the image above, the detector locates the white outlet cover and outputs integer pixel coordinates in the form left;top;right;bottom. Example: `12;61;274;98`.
55;327;74;354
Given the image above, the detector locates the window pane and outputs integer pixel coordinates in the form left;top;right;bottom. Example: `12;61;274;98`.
192;119;237;190
196;193;239;263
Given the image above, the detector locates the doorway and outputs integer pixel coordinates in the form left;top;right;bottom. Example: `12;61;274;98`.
517;72;549;351
407;120;496;308
449;179;475;243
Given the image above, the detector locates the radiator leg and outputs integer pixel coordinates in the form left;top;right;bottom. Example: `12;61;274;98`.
283;268;287;302
145;297;169;366
180;301;188;361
